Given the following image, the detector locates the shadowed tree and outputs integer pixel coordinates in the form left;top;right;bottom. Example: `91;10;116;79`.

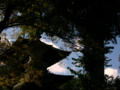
0;34;73;90
1;0;120;89
46;0;120;89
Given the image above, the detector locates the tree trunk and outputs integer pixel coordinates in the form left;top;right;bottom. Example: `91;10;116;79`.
89;40;105;90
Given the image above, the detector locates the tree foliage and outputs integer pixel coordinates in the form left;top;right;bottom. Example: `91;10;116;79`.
0;34;71;90
0;36;44;89
52;0;120;89
0;0;120;90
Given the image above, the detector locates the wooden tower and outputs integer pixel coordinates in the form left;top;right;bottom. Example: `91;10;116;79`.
6;37;73;90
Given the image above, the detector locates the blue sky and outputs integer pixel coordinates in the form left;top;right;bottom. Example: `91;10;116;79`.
105;37;120;70
2;28;120;77
104;37;120;77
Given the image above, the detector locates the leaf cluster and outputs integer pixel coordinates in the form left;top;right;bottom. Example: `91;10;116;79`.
0;36;44;89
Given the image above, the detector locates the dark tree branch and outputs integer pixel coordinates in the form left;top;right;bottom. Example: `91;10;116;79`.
0;0;13;33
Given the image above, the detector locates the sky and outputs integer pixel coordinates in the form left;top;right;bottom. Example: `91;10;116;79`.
2;28;120;78
105;37;120;77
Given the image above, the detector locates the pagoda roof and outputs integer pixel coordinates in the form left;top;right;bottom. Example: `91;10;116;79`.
48;72;74;86
13;37;71;66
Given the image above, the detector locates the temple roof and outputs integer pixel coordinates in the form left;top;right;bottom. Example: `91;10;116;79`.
48;72;74;86
13;37;71;67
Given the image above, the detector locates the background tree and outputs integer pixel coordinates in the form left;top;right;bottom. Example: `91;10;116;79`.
0;34;72;90
1;0;120;90
47;0;120;89
0;36;44;90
